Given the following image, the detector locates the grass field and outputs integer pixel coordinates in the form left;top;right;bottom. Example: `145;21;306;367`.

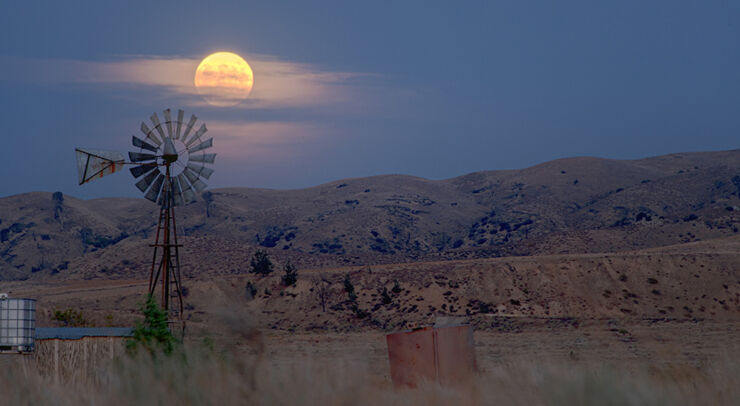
2;341;739;406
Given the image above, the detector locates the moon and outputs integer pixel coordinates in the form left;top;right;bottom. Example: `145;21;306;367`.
194;52;254;107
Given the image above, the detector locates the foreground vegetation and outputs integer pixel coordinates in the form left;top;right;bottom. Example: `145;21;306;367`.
2;343;738;405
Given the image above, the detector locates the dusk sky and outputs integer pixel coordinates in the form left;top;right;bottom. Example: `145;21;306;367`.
1;1;739;199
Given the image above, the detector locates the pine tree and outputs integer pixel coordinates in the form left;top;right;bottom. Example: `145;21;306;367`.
282;261;298;286
250;250;274;276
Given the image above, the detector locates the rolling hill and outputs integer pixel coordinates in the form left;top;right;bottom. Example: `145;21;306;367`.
2;149;740;281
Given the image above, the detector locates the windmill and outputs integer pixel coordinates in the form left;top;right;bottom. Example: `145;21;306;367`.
75;109;215;327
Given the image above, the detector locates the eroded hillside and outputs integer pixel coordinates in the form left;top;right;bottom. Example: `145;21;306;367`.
2;149;740;280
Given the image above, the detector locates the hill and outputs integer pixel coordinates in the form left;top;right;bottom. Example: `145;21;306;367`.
2;149;740;281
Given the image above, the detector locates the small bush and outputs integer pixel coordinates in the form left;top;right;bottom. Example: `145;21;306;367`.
391;280;402;294
52;308;88;327
245;281;257;299
380;288;392;304
344;274;357;302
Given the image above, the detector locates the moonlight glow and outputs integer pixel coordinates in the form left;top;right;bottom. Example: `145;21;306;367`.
194;52;254;107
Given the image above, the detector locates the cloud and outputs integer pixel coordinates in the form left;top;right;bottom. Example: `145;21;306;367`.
2;54;368;110
208;120;324;160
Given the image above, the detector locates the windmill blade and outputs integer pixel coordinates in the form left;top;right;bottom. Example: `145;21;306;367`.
157;182;172;207
189;153;216;164
177;174;196;203
130;163;157;178
181;114;197;142
185;124;208;147
75;148;125;185
175;109;184;140
157;186;167;206
182;167;209;194
188;138;213;154
191;177;207;192
132;136;158;153
187;162;214;180
144;174;165;202
183;166;200;184
150;112;166;140
140;122;162;146
129;151;157;162
163;108;173;140
134;170;159;193
172;176;184;206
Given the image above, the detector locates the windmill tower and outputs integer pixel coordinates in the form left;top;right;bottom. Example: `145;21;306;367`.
76;109;215;327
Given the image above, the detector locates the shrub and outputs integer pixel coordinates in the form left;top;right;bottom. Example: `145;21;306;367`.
391;280;402;294
245;281;257;299
343;274;357;302
380;288;392;304
52;308;87;327
250;250;274;276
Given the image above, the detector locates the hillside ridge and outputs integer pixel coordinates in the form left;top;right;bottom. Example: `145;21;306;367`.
2;148;740;280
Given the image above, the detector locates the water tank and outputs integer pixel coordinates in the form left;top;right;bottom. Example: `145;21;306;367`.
0;295;36;352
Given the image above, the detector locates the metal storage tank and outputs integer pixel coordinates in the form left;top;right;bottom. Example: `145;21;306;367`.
0;294;36;353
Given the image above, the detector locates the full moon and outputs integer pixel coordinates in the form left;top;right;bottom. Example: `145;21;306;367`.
194;52;254;107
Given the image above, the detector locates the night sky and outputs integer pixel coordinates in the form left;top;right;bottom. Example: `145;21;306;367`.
1;1;739;199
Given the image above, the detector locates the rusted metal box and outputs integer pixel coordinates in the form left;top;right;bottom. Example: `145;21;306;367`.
386;324;476;387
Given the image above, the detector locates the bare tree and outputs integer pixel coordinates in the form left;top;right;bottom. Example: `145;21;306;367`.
313;273;331;312
202;191;214;218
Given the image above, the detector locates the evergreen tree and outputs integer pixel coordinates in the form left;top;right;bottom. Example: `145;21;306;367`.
250;250;274;276
126;295;177;355
282;261;298;286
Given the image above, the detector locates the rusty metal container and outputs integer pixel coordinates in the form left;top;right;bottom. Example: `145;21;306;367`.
386;324;476;387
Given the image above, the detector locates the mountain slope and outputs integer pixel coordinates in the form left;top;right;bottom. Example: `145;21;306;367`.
2;149;740;280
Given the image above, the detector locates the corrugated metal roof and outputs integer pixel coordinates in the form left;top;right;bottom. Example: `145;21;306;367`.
35;327;133;340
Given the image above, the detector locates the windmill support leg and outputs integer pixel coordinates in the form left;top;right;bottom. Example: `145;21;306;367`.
148;163;185;336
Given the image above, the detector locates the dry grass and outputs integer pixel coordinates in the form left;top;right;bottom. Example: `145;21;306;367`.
1;344;739;406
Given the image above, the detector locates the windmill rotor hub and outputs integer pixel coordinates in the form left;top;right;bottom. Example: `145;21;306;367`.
126;108;216;205
160;135;180;166
162;152;178;164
